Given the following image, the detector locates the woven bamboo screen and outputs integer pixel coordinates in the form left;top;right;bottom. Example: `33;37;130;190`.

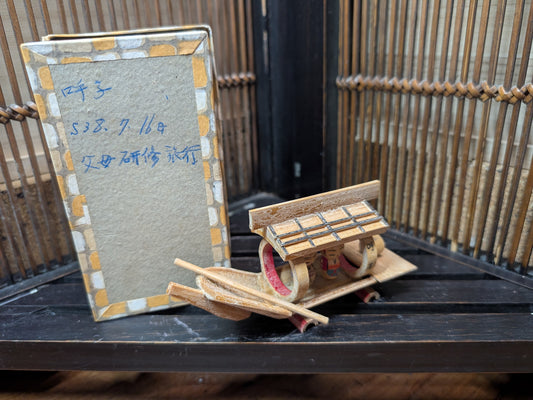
336;0;533;274
0;0;257;289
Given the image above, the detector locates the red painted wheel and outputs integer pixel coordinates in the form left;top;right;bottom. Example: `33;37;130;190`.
258;239;309;303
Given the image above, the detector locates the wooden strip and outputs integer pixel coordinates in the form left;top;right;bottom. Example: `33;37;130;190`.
249;180;380;231
173;258;329;325
429;0;466;242
462;0;507;256
404;0;429;232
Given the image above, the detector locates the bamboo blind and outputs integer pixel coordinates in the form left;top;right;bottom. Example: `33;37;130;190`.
0;0;257;289
336;0;533;274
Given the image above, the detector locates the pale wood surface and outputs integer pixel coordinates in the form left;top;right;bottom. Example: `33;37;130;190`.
265;200;388;260
249;180;380;231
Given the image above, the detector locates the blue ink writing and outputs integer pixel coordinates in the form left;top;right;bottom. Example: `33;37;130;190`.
81;155;99;172
81;145;200;172
118;119;129;136
61;79;88;101
98;154;116;168
139;114;155;135
166;144;201;165
70;122;79;135
94;81;112;99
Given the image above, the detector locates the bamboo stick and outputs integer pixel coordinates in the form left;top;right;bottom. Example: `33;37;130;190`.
378;0;398;215
385;0;409;225
417;0;444;238
393;0;419;230
174;258;329;325
356;0;368;184
404;0;429;233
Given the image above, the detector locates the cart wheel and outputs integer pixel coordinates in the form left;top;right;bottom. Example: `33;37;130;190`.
258;239;309;303
341;236;378;279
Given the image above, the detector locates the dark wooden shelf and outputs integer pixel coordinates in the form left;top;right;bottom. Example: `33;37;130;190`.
1;193;532;373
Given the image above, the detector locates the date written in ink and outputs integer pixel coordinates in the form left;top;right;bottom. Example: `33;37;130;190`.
70;114;167;136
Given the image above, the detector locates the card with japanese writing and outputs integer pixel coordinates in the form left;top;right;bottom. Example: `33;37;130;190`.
21;26;230;321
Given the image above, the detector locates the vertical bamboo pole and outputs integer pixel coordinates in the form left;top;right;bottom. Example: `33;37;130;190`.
346;0;358;186
245;0;259;190
404;0;429;233
39;0;54;34
462;0;507;255
81;0;94;31
378;0;398;215
95;0;106;31
393;0;419;230
385;0;409;225
68;0;80;32
419;0;448;238
226;1;247;193
337;0;350;187
355;0;368;184
372;0;387;192
57;0;70;33
363;0;378;184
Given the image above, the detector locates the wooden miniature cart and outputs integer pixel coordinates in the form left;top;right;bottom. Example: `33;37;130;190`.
168;180;416;329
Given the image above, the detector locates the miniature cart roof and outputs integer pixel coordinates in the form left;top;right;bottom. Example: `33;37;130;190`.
249;181;389;261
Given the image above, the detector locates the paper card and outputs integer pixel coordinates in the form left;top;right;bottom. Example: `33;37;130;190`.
21;26;230;321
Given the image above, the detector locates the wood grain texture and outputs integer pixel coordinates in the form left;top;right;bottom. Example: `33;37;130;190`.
249;181;380;231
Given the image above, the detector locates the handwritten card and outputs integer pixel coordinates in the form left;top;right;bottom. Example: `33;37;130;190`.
21;27;230;321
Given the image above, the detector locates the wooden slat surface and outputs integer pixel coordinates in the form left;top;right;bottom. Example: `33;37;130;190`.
0;193;532;373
